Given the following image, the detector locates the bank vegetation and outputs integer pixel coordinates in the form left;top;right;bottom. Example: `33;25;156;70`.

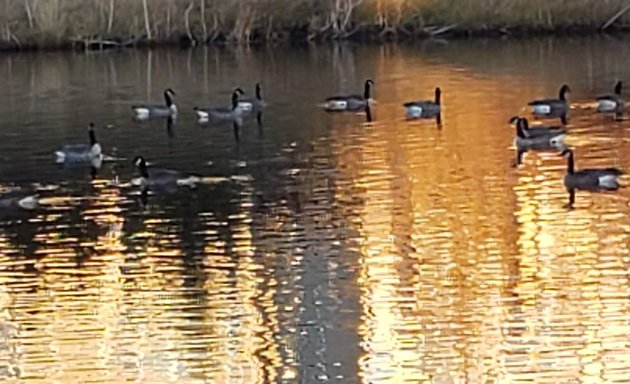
2;0;630;50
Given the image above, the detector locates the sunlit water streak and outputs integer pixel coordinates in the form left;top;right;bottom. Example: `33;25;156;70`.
1;37;630;383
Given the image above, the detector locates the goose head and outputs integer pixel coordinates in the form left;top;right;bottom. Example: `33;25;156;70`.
508;116;529;130
559;84;571;100
164;88;177;109
133;156;150;180
232;88;245;109
133;156;146;168
508;116;520;125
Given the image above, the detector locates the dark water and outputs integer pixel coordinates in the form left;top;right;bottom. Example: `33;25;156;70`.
1;37;630;383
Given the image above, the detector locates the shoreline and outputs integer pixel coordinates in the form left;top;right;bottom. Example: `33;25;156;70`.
1;26;630;53
3;0;630;53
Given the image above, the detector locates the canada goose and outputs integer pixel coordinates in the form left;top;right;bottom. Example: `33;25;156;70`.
560;148;623;208
238;83;265;111
194;88;245;121
403;87;441;118
324;79;374;111
561;149;622;191
508;116;566;138
0;192;39;211
132;88;177;119
528;84;570;116
55;123;103;165
133;156;199;190
597;81;624;113
512;116;565;149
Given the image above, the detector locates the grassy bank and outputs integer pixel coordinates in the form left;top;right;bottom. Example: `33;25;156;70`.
2;0;630;50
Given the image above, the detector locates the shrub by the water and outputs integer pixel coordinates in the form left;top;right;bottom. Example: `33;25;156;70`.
2;0;630;50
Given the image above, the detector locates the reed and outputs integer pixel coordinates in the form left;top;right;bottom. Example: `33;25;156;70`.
1;0;630;50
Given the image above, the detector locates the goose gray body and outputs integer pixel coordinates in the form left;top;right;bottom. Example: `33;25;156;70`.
134;156;199;190
403;87;441;118
528;84;570;116
597;81;624;113
195;88;246;121
511;117;565;149
561;149;622;191
133;88;178;119
0;192;39;211
55;123;103;165
237;83;266;111
325;79;374;111
509;116;566;139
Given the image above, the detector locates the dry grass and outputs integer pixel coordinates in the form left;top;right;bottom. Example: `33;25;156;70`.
1;0;630;49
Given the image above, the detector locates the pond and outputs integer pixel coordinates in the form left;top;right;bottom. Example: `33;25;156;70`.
1;37;630;383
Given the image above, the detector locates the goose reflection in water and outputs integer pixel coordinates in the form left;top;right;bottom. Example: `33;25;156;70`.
0;190;40;218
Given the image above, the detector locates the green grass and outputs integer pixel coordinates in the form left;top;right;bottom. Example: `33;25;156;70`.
1;0;630;49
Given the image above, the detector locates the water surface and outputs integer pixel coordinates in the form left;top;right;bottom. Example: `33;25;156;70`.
1;37;630;383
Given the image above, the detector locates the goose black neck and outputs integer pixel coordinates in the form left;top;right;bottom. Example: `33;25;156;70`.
515;118;527;138
231;92;239;110
566;151;574;174
364;81;372;99
89;128;97;146
164;91;173;107
435;89;441;105
559;87;568;101
138;161;149;178
255;84;262;100
615;81;623;95
521;117;529;130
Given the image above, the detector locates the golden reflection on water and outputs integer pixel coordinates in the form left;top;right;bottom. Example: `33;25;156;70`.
329;44;630;383
1;39;630;383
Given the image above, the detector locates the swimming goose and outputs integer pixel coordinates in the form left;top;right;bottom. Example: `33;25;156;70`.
597;81;624;113
133;156;199;190
561;148;623;207
132;88;177;119
509;116;566;138
55;123;103;165
513;116;565;149
194;88;245;120
403;87;441;118
528;84;570;116
238;83;265;111
561;149;622;191
0;192;39;211
324;79;374;111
